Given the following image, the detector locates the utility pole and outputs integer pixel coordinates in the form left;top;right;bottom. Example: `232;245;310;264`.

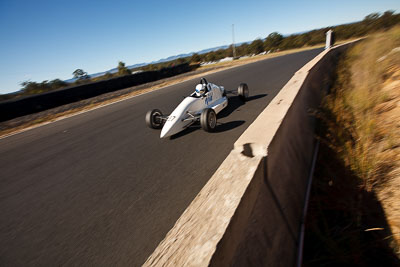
232;24;236;59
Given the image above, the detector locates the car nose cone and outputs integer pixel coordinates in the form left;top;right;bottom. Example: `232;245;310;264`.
160;125;170;138
160;127;169;138
160;120;180;138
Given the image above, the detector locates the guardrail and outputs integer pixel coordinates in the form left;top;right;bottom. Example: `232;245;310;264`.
144;41;358;266
0;63;198;122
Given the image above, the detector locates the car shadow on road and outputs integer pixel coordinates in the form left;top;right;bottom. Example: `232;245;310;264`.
170;94;267;140
214;120;245;133
218;94;267;119
170;120;246;140
170;127;198;139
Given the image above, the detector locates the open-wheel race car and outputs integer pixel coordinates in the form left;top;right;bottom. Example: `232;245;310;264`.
145;78;249;138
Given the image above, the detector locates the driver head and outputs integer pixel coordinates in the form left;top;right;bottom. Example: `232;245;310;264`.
195;84;206;96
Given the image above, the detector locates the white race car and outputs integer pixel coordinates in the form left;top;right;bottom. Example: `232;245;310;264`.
145;78;249;138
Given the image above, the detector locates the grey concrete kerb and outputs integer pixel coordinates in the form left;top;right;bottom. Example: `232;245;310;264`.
143;151;264;266
233;48;330;157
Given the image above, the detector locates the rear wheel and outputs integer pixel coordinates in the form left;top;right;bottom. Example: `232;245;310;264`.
238;83;249;101
200;108;217;132
145;109;164;129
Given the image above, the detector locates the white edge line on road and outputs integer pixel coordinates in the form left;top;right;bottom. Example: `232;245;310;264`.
0;48;321;141
0;83;175;140
0;63;242;140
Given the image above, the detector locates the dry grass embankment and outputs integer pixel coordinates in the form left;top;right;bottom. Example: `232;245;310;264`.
303;27;400;266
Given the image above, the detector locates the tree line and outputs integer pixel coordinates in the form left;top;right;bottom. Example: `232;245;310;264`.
1;10;399;102
188;10;400;64
0;61;133;101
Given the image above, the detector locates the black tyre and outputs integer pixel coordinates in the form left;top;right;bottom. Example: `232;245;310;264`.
200;108;217;132
238;83;249;101
222;88;227;97
145;109;164;129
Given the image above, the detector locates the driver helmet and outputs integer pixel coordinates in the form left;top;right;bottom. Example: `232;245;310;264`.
195;84;206;96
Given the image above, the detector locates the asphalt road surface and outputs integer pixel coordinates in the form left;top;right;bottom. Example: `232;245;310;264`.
0;48;323;266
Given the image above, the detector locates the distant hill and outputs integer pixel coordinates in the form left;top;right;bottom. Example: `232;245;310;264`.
64;43;247;83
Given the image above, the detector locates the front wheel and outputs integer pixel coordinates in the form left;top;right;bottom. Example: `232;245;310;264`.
238;83;249;101
145;109;164;129
200;108;217;132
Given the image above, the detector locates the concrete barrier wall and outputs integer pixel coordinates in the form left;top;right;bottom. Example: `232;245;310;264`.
144;42;356;266
228;44;349;266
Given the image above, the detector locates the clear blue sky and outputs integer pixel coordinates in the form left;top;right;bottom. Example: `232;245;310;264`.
0;0;398;94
